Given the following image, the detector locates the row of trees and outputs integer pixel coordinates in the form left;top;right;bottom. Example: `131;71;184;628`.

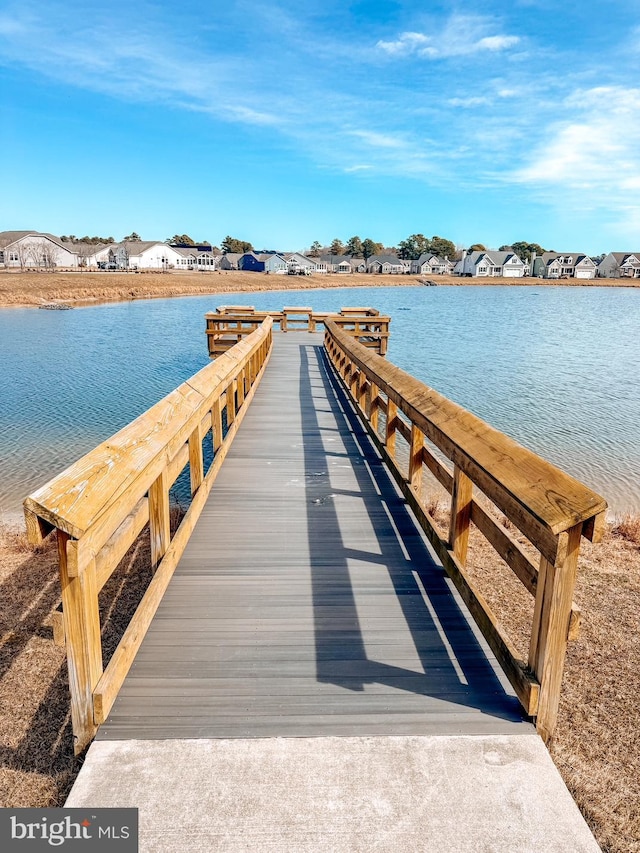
60;235;116;244
59;232;553;264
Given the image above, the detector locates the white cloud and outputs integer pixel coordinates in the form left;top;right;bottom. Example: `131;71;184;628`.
376;15;520;60
347;130;408;149
513;87;640;191
344;164;373;173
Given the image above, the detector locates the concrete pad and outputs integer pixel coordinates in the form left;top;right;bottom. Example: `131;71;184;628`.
66;735;600;852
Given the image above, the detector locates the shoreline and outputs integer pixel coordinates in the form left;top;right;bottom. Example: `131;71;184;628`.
1;270;638;310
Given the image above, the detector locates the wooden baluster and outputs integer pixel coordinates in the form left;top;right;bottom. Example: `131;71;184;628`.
212;398;223;452
350;368;359;400
409;424;424;494
385;399;397;458
149;469;170;568
227;381;236;426
369;382;380;434
529;523;582;743
358;378;368;412
189;424;204;496
236;367;246;409
449;465;472;565
57;530;102;754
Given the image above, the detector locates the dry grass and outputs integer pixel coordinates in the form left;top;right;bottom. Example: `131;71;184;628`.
1;269;637;309
1;507;639;850
0;270;420;308
424;496;640;852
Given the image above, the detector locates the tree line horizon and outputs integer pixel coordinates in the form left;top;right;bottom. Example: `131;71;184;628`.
58;233;558;263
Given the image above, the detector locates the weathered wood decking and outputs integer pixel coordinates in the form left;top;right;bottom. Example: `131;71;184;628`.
98;333;530;740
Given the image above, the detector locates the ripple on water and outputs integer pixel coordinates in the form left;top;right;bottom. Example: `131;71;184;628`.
1;285;639;517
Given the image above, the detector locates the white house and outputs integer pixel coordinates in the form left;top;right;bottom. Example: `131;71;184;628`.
459;250;526;278
105;241;185;270
0;231;80;269
597;252;640;278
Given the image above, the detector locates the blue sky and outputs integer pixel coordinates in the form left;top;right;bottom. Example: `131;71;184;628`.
1;0;639;253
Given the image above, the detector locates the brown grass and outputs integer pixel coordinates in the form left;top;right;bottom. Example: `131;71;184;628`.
1;509;639;850
1;269;637;309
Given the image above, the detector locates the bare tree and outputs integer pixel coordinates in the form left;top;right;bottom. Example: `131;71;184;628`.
15;240;37;271
38;240;61;270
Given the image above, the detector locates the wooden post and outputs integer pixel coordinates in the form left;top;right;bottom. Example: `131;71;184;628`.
188;424;204;496
449;465;472;565
409;425;424;494
57;531;102;754
149;469;170;568
385;399;397;458
529;523;582;742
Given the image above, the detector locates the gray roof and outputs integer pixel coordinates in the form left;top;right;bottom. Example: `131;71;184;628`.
0;230;39;248
0;231;75;252
368;254;406;265
319;254;354;265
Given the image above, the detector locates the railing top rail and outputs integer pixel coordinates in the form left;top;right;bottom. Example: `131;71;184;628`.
205;306;390;324
24;318;273;540
325;319;606;541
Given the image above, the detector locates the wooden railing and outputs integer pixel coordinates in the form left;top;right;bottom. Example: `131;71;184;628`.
23;319;273;753
324;319;607;742
206;305;390;357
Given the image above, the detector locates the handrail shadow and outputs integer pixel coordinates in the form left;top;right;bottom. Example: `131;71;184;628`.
299;343;526;723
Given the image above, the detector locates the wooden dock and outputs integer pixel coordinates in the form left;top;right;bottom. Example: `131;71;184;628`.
97;334;527;740
24;306;606;752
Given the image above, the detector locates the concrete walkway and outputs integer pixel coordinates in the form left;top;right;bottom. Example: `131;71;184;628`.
66;734;600;852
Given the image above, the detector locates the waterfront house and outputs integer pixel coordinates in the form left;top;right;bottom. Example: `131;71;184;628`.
410;253;454;275
532;253;597;279
366;254;409;274
458;250;526;278
319;254;354;273
219;253;242;271
597;252;640;278
0;231;80;269
282;253;317;274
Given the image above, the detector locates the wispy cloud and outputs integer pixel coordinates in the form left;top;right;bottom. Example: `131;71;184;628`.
347;130;408;149
377;15;520;59
513;87;640;190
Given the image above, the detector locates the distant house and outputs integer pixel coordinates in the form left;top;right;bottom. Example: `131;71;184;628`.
349;258;367;273
172;247;219;270
283;253;317;274
532;253;597;279
238;252;264;272
367;254;409;274
319;254;353;273
219;253;242;271
410;254;454;275
105;241;183;270
237;252;288;273
459;250;526;278
262;253;288;274
597;252;640;278
0;231;80;269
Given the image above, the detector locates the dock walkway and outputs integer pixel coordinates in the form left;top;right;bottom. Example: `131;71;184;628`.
66;333;601;851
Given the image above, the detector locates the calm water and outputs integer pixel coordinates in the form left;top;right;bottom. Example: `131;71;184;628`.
1;285;638;520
